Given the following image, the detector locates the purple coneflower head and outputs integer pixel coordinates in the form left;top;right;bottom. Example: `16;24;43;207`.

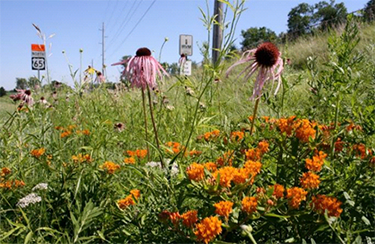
10;89;34;106
226;42;284;100
114;122;125;132
119;47;168;90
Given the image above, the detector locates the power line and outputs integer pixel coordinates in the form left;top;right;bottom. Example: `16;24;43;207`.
105;1;130;40
107;0;157;60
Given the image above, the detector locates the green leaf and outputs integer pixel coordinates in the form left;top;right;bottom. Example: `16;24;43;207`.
285;237;294;243
361;216;371;226
24;231;33;244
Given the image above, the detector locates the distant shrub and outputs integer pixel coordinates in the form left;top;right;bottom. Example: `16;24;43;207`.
0;87;6;97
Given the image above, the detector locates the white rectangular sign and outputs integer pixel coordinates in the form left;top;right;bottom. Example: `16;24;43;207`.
182;60;192;76
179;34;193;56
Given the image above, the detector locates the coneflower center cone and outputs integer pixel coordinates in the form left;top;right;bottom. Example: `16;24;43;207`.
136;47;152;57
254;42;279;68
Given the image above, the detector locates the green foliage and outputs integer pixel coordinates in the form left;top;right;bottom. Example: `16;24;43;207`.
240;27;278;50
0;87;6;97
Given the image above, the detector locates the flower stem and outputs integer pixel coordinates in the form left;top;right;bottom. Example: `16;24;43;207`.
250;98;260;135
141;89;150;162
147;86;164;168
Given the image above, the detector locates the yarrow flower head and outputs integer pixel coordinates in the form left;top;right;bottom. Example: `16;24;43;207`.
32;183;48;191
111;47;168;90
16;193;42;208
226;42;284;100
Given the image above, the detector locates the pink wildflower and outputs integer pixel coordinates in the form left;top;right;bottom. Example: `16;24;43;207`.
113;47;168;90
10;89;34;106
226;42;284;99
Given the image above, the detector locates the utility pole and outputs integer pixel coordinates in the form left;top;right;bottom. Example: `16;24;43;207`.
212;0;223;65
99;22;106;75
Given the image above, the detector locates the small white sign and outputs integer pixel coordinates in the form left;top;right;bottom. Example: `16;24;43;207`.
179;34;193;56
182;60;192;76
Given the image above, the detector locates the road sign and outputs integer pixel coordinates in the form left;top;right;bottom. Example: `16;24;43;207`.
179;34;193;56
31;44;46;70
181;60;192;76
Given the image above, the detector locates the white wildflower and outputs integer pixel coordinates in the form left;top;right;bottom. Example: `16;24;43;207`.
16;193;42;208
32;183;48;191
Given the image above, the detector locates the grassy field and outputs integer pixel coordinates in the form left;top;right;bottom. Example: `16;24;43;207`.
0;17;374;243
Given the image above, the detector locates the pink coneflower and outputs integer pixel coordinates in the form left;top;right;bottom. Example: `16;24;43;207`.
10;89;34;106
226;42;284;100
113;47;168;90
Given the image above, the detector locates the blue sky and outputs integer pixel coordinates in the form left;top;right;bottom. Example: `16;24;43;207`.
0;0;369;90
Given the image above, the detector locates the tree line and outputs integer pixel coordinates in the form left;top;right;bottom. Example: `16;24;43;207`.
240;0;375;50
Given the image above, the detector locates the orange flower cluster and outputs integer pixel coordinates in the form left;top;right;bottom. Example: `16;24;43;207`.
181;210;198;228
216;150;234;167
204;162;217;172
212;166;236;188
76;129;90;135
124;157;136;164
1;167;11;177
334;138;345;152
165;141;185;155
0;179;25;189
30;148;45;158
194;216;222;244
127;149;148;159
312;195;343;217
244;141;269;161
71;154;92;163
271;184;285;199
189;150;202;157
242;196;258;214
117;189;140;210
294;119;316;143
186;163;205;181
230;131;244;142
60;130;72;138
352;143;367;159
286;187;308;209
300;172;320;189
198;129;220;142
305;151;327;172
100;161;120;174
56;125;77;138
346;122;362;132
277;116;316;143
214;200;233;219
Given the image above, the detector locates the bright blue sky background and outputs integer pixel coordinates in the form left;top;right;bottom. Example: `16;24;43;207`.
0;0;368;90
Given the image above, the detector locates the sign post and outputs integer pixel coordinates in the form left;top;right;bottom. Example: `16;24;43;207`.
179;35;193;75
31;44;46;81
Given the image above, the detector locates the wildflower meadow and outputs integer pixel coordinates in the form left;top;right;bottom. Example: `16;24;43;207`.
1;2;375;243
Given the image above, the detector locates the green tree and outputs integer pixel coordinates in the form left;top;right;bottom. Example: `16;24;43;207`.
28;76;41;89
0;87;6;97
364;0;375;21
240;27;277;50
15;78;27;89
287;3;314;39
312;0;347;31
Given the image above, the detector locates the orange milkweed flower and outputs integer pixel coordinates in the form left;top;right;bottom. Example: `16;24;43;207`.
124;157;136;164
244;148;262;161
181;210;198;228
271;184;285;199
353;143;367;159
286;187;308;209
189;150;202;157
300;171;320;189
186;163;205;181
0;179;25;189
242;196;258;214
244;160;262;175
117;195;135;209
277;116;296;136
312;195;343;217
212;166;236;188
71;154;92;163
100;161;120;174
30;148;45;158
130;189;141;200
230;131;244;142
294;119;316;143
257;140;269;154
194;216;222;244
204;162;217;172
60;130;72;138
232;168;250;184
214;200;234;219
305;151;327;172
1;167;11;177
169;211;182;226
216;150;234;167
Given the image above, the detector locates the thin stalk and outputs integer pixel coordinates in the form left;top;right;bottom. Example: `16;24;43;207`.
250;98;260;135
331;94;341;157
147;86;164;168
141;89;150;162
